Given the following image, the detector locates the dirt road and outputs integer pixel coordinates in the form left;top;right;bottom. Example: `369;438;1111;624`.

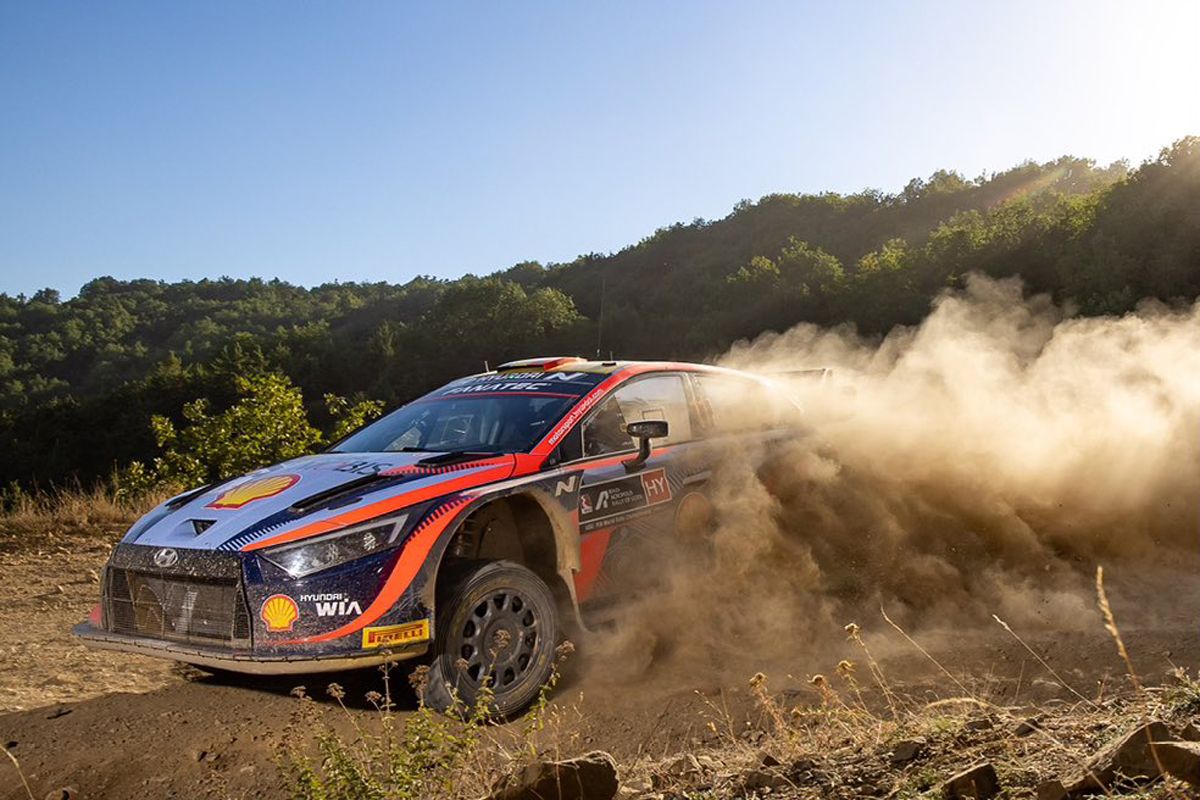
2;529;1197;800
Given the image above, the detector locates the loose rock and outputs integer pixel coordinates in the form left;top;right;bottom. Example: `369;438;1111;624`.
1152;740;1200;787
942;762;1000;799
741;767;790;791
1035;779;1067;800
651;753;704;788
1014;717;1042;736
490;751;620;800
889;738;927;764
1057;721;1174;795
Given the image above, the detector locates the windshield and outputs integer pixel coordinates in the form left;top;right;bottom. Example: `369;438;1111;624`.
333;370;606;454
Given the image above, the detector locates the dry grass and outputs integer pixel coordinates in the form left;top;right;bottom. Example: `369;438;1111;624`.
620;576;1199;799
284;642;581;800
0;482;165;554
3;485;1191;800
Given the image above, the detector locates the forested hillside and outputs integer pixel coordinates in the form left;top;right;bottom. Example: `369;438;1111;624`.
2;137;1198;491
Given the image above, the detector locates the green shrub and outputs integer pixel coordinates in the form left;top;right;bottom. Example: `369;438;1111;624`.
284;644;572;800
117;371;382;496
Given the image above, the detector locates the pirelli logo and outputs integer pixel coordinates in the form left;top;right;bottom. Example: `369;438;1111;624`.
362;619;431;649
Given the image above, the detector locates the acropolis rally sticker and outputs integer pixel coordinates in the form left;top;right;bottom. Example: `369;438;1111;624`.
578;468;672;532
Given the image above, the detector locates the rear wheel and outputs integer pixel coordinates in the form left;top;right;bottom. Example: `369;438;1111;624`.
420;560;559;717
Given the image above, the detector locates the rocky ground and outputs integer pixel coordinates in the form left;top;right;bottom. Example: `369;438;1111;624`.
2;513;1199;800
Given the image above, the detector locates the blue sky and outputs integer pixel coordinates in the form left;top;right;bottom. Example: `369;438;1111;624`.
1;1;1197;298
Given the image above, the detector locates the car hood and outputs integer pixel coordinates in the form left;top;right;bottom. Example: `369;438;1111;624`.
124;452;516;552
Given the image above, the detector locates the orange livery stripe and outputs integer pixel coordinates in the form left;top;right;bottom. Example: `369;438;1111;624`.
242;461;514;551
274;497;473;645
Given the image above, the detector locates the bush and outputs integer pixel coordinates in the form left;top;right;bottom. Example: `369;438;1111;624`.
118;371;383;495
284;643;573;800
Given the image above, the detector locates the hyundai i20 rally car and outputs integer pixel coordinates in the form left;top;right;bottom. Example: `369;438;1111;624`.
76;357;802;714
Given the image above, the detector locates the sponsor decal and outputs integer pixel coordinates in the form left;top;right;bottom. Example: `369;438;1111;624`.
260;594;300;632
330;460;392;476
444;381;568;395
544;383;609;447
642;470;671;504
554;474;579;497
208;474;300;510
437;371;597;397
460;371;586;384
153;548;179;568
362;619;431;649
299;592;363;618
578;468;672;533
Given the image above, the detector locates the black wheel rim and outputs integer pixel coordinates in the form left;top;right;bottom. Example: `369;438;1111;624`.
455;589;541;690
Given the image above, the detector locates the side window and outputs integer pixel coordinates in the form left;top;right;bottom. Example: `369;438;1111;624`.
581;374;694;457
694;374;795;434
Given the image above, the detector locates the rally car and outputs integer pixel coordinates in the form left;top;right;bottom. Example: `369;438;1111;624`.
76;357;802;714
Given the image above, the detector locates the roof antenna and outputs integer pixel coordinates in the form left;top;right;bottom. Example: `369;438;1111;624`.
594;273;607;359
483;359;490;372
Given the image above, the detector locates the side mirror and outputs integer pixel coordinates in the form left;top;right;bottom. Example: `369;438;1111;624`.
624;420;668;472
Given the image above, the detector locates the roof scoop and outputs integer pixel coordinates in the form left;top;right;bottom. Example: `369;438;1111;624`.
495;356;585;371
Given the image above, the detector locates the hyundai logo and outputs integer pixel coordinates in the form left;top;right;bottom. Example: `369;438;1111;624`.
153;548;179;568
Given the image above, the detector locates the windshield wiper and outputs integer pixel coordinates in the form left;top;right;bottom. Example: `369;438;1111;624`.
417;450;498;466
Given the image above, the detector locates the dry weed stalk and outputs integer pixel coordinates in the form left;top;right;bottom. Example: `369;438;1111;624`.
1;743;34;800
844;622;900;720
1095;566;1182;800
877;608;1117;796
1095;566;1141;696
991;614;1098;710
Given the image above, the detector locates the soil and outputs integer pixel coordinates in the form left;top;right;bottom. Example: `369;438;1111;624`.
1;526;1198;800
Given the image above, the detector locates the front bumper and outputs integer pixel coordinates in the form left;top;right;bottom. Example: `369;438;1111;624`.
78;541;431;675
73;621;428;675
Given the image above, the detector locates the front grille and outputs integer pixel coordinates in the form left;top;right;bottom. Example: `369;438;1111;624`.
104;566;252;649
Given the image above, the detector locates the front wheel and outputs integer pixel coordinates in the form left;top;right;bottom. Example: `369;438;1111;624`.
420;560;560;717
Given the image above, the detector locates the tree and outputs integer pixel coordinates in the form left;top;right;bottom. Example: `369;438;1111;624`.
5;141;1200;492
122;371;382;493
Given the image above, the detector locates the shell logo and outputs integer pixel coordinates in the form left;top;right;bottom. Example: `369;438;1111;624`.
260;594;299;632
207;474;300;510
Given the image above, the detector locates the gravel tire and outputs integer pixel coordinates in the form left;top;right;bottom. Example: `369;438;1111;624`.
420;559;560;717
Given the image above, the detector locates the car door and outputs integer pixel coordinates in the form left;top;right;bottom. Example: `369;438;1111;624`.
563;372;703;613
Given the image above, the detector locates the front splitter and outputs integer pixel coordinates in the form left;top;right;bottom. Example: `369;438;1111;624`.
73;622;428;675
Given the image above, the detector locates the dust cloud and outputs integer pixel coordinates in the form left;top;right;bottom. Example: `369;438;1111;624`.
589;275;1200;680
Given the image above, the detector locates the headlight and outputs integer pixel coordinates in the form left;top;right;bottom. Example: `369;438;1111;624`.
259;514;409;578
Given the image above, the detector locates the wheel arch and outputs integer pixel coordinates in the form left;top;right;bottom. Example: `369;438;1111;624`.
422;488;584;630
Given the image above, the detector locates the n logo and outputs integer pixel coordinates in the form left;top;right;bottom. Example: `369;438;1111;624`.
554;474;579;497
